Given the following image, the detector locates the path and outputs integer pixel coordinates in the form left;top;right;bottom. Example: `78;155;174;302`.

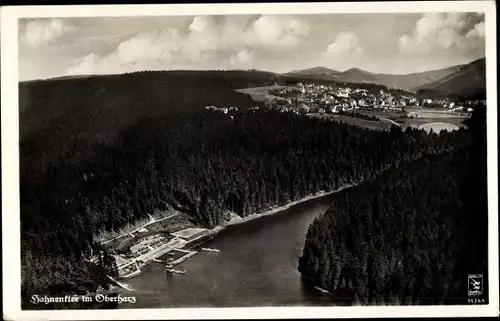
378;116;401;127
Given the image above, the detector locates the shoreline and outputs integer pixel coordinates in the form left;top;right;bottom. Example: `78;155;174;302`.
112;184;356;282
112;183;358;291
210;183;356;234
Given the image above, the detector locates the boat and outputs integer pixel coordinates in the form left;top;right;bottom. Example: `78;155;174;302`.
201;248;220;252
165;268;186;274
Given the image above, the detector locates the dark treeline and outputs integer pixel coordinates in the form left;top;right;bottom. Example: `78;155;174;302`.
298;106;488;305
20;70;471;309
416;88;486;101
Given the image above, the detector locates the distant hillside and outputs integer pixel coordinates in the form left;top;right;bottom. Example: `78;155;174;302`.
285;58;485;93
287;66;339;77
417;58;486;100
337;68;379;83
375;64;463;90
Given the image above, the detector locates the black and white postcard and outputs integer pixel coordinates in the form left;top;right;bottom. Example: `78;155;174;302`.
1;1;498;320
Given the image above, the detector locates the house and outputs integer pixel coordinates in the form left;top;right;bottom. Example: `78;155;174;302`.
318;108;326;114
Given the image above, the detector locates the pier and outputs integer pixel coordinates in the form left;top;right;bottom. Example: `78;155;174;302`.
107;275;136;291
165;268;186;275
168;250;198;265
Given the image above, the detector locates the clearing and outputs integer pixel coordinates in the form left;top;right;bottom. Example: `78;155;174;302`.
236;85;288;101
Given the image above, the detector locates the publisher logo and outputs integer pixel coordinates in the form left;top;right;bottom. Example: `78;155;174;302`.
468;274;483;296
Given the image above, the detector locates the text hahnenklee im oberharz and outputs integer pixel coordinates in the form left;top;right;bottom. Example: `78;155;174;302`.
30;294;136;305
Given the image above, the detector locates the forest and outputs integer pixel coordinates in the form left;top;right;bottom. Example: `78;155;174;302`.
298;106;488;305
19;70;480;309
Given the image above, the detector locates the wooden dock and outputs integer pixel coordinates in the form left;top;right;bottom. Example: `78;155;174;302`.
169;250;197;265
165;268;186;274
107;276;136;291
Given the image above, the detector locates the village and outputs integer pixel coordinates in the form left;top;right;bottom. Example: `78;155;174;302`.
209;82;485;134
216;83;483;118
266;82;478;115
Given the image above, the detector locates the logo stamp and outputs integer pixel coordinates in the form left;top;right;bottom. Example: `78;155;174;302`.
468;274;483;296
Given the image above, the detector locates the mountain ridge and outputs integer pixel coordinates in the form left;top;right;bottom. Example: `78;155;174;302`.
417;58;486;100
284;58;485;93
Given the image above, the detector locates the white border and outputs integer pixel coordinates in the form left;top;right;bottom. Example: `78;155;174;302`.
1;1;498;320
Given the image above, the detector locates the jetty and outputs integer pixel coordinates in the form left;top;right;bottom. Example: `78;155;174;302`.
201;247;220;252
165;268;186;274
168;250;198;265
107;275;136;291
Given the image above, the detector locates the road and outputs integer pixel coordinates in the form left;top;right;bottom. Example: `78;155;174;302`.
102;213;178;245
378;116;401;127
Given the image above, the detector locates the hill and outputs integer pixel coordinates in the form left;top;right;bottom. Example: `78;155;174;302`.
375;64;463;90
285;58;484;93
337;68;379;83
417;58;486;100
287;66;339;77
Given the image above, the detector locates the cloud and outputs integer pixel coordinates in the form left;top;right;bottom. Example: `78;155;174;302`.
65;15;311;76
245;15;310;47
189;16;214;33
66;28;182;75
323;31;363;58
21;19;68;47
398;13;485;54
228;49;253;66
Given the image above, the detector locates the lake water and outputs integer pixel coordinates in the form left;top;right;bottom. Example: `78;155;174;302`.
119;193;343;308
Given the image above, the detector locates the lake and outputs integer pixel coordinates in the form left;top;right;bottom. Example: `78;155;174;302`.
119;192;344;308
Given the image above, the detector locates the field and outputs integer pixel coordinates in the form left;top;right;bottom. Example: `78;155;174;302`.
236;85;288;101
395;117;467;130
145;212;197;234
406;111;469;119
171;227;209;240
311;114;395;131
354;108;469;131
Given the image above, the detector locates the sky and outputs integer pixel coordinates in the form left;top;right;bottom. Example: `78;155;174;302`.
18;12;486;81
